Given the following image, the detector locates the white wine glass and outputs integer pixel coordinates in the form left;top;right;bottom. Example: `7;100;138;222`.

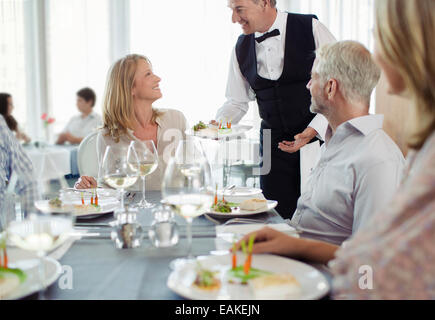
161;139;213;270
7;211;75;300
102;145;139;212
127;140;158;208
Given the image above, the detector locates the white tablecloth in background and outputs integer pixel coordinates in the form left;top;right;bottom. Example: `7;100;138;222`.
24;146;71;180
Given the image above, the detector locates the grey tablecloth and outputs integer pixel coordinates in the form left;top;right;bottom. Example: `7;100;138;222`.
30;191;332;300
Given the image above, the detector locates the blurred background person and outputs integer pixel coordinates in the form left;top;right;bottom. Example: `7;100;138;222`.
0;93;31;143
56;87;102;145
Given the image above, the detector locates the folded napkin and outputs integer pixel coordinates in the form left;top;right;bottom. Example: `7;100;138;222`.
216;223;298;238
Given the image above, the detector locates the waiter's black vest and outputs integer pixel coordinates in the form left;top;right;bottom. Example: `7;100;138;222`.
235;13;317;137
235;13;318;218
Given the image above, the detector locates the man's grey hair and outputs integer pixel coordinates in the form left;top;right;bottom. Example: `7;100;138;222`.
252;0;277;8
314;41;381;105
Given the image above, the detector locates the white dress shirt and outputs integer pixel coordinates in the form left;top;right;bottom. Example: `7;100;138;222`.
216;10;336;138
63;112;103;139
290;115;405;245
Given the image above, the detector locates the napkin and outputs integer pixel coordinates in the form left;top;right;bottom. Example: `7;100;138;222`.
216;223;298;238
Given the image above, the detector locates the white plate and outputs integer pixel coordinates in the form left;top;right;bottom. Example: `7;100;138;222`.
186;124;252;140
2;249;62;300
35;199;118;219
167;253;330;300
207;200;278;218
217;187;262;198
62;188;119;198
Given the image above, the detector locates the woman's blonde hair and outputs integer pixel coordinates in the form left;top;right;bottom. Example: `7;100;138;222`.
102;54;162;142
375;0;435;150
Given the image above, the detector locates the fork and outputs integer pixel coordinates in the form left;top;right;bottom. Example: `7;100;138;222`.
223;218;267;226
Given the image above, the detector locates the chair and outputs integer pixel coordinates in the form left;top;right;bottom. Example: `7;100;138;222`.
77;131;99;177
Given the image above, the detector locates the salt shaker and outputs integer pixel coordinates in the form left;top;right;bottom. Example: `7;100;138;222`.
111;210;143;249
148;206;179;248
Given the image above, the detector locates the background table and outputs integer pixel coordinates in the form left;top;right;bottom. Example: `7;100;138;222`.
23;145;71;180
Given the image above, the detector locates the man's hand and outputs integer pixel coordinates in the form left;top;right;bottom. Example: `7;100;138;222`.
234;227;305;257
74;176;98;189
278;127;318;153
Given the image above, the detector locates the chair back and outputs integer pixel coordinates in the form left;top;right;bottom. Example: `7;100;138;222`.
77;131;99;177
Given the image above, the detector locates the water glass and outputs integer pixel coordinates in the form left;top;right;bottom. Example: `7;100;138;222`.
148;206;179;248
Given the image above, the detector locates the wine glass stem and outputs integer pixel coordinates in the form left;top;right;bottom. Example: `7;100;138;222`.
142;176;146;203
186;217;193;260
120;188;125;210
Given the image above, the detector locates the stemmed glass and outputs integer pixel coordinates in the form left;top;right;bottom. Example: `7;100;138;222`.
101;145;139;212
127;140;158;208
162;139;213;270
7;211;75;299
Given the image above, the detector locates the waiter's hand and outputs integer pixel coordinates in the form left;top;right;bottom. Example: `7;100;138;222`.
278;127;318;153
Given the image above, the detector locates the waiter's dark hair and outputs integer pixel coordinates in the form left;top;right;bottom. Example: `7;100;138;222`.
77;87;96;107
0;93;18;131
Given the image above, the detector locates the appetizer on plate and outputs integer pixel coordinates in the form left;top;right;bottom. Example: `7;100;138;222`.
249;273;301;299
239;198;268;211
193;263;221;291
192;120;233;137
0;267;26;300
48;197;63;209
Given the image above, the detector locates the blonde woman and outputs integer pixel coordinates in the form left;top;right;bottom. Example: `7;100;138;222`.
237;0;435;299
75;54;188;191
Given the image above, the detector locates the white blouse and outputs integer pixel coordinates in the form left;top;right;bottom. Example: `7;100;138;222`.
96;108;188;191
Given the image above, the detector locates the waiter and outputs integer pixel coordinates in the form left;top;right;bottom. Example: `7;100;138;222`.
214;0;336;218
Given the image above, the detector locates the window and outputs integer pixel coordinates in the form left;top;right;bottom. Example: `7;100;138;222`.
129;0;256;130
0;0;27;129
46;0;111;135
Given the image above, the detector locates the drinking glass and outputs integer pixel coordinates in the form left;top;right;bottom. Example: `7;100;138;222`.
101;145;139;212
7;211;75;299
161;139;213;269
127;140;158;208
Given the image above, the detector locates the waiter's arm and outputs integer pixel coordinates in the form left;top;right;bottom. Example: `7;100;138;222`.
280;19;336;153
214;47;255;124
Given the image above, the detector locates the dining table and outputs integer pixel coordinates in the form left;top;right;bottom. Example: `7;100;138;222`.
21;190;332;300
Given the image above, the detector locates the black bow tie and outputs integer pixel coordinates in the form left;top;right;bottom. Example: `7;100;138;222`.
255;29;280;43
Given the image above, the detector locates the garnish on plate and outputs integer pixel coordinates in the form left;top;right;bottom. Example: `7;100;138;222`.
48;197;63;209
212;200;232;213
228;234;272;285
193;121;208;132
193;263;221;291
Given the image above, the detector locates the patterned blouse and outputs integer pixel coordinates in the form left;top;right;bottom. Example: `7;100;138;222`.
329;131;435;299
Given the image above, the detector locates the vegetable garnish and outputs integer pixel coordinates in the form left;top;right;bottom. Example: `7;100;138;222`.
90;189;94;205
193;121;208;132
0;266;27;283
232;238;237;270
95;189;98;206
214;184;218;205
2;248;8;269
193;262;221;290
81;192;84;205
244;234;256;275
